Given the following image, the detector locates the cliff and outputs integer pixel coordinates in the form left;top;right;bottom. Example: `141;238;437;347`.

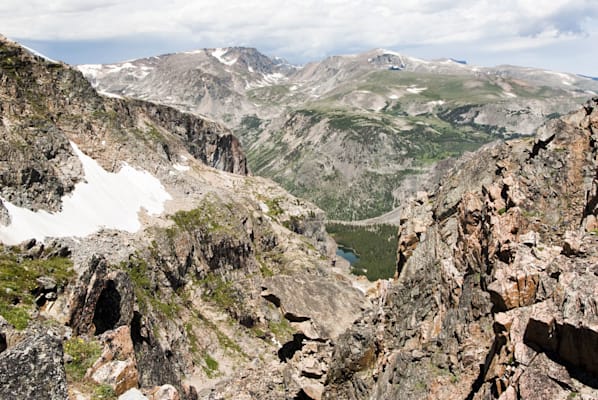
324;98;598;399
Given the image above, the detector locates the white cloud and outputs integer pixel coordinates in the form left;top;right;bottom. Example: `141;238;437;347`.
1;0;597;72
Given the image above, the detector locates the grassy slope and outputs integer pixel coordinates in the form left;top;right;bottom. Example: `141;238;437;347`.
237;69;587;220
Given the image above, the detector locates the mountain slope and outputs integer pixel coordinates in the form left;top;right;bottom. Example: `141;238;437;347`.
0;36;369;400
80;48;598;220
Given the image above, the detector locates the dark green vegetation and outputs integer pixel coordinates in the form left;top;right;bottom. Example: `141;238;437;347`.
326;223;398;281
0;245;73;329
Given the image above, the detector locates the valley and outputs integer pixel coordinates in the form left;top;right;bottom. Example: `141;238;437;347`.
79;47;598;220
0;33;597;400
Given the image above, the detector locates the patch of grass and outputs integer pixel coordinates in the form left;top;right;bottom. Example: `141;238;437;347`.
194;311;246;357
92;384;116;400
202;354;219;378
0;304;30;330
122;254;179;320
264;197;284;217
0;246;73;330
64;337;102;381
168;197;241;238
268;318;295;341
199;274;237;310
326;223;398;281
259;264;274;278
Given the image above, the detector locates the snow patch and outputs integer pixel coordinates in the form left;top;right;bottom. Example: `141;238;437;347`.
0;142;171;245
184;49;205;55
97;90;123;99
77;64;103;79
105;62;136;74
211;48;237;66
503;91;517;98
406;86;427;94
262;72;286;83
388;94;399;100
377;48;401;57
427;100;445;106
543;70;574;86
173;163;190;172
248;65;254;73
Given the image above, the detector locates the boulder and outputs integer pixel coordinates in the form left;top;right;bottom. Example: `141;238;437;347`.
147;384;180;400
0;331;68;400
88;326;139;395
119;388;149;400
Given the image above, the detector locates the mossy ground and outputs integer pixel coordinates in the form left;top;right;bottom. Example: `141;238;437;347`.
0;245;73;330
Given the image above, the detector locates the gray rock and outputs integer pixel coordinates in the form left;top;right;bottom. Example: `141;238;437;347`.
0;332;68;400
119;388;149;400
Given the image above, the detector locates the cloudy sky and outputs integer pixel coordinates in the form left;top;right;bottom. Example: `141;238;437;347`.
2;0;597;75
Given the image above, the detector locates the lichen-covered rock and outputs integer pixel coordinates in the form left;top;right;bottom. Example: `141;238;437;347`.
0;331;68;400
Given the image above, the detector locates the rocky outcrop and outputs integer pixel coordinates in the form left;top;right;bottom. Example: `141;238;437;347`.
323;98;598;399
126;100;247;175
0;330;68;400
69;256;135;336
88;326;139;395
261;275;369;340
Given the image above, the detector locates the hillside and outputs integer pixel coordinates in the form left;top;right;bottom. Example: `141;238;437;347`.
80;48;598;219
0;35;370;400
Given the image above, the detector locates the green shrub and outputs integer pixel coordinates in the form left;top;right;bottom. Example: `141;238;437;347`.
202;354;219;378
92;384;116;400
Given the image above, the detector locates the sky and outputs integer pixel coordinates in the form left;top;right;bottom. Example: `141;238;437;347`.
1;0;597;76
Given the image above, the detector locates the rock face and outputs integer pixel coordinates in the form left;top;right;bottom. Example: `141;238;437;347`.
323;98;598;399
0;330;68;400
261;275;369;340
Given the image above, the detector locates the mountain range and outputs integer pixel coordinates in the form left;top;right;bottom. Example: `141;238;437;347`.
0;34;597;400
79;47;598;219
